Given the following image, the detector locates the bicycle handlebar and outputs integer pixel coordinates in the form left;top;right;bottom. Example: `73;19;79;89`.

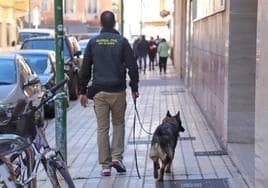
50;79;68;95
36;78;68;110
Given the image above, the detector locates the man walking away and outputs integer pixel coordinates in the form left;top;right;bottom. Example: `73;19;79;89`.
157;38;170;74
79;11;139;176
136;35;149;74
148;37;157;71
132;36;140;61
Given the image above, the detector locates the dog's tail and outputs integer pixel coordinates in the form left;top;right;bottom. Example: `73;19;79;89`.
150;142;167;161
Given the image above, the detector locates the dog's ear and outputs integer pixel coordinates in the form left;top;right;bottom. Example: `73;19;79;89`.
176;111;180;118
166;110;172;117
180;125;185;132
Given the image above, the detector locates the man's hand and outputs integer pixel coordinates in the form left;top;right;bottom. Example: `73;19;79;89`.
132;91;139;99
80;95;88;108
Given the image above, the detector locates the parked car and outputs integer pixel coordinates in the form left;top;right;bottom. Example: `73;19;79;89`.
13;50;69;117
21;36;82;100
17;28;54;49
0;54;44;124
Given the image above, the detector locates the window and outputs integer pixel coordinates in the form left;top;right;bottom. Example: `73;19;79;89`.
192;0;197;20
193;0;225;21
0;23;2;47
0;60;16;84
87;0;97;15
64;0;75;14
19;58;32;82
41;0;48;12
6;23;11;46
22;54;51;75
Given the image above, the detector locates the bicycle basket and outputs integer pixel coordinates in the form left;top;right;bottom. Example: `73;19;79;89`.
0;101;37;141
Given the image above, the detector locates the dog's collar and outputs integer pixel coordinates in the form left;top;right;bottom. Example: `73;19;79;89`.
163;122;177;126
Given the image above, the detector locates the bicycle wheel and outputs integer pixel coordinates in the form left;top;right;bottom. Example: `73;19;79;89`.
6;146;36;188
44;153;75;188
0;161;17;188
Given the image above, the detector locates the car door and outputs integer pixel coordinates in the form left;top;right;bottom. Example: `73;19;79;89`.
18;57;42;106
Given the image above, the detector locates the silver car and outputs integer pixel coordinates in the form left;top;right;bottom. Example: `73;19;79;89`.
0;54;43;124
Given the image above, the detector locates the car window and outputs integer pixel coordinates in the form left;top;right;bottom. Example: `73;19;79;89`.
0;60;16;85
22;39;71;60
18;32;50;45
19;58;32;82
22;54;52;75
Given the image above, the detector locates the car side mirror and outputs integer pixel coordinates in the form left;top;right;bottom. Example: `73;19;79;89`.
24;74;40;87
74;51;82;57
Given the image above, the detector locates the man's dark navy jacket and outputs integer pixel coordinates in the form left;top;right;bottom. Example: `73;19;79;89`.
79;28;139;95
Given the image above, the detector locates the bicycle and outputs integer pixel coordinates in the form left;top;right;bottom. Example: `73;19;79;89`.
0;79;75;188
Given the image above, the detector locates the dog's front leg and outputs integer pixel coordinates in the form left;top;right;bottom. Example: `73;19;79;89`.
153;161;159;179
165;162;171;173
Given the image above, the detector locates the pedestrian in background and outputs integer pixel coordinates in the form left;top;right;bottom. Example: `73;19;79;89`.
157;38;170;74
79;11;139;176
132;36;140;61
154;35;161;66
136;35;149;74
148;37;157;71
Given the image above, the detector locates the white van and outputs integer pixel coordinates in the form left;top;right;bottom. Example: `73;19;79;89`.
17;28;54;49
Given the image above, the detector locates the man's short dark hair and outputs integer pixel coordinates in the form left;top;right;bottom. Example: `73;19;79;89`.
101;11;115;29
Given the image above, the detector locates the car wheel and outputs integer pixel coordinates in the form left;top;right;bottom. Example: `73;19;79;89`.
69;74;79;100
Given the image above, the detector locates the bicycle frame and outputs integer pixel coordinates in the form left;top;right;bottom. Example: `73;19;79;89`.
17;120;64;186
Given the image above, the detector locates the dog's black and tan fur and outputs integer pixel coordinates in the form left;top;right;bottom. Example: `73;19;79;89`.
149;110;185;181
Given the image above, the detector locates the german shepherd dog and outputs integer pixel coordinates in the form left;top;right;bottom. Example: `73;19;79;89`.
149;110;185;181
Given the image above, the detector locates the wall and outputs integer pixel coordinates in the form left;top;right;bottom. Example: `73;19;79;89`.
255;0;268;187
38;0;113;26
173;0;187;77
226;0;257;144
191;12;227;142
176;0;257;185
190;0;257;145
0;1;24;53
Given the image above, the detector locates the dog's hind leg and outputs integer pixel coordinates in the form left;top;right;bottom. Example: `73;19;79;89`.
158;160;168;181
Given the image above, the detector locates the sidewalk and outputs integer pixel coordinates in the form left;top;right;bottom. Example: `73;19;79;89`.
38;62;249;188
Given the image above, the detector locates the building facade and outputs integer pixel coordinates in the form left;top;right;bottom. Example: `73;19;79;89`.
173;0;262;187
0;0;29;53
27;0;114;35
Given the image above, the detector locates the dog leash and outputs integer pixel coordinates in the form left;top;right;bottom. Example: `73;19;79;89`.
133;98;141;179
133;96;152;135
133;96;141;179
132;95;153;179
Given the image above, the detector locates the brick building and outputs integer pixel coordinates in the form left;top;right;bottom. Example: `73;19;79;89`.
27;0;115;35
